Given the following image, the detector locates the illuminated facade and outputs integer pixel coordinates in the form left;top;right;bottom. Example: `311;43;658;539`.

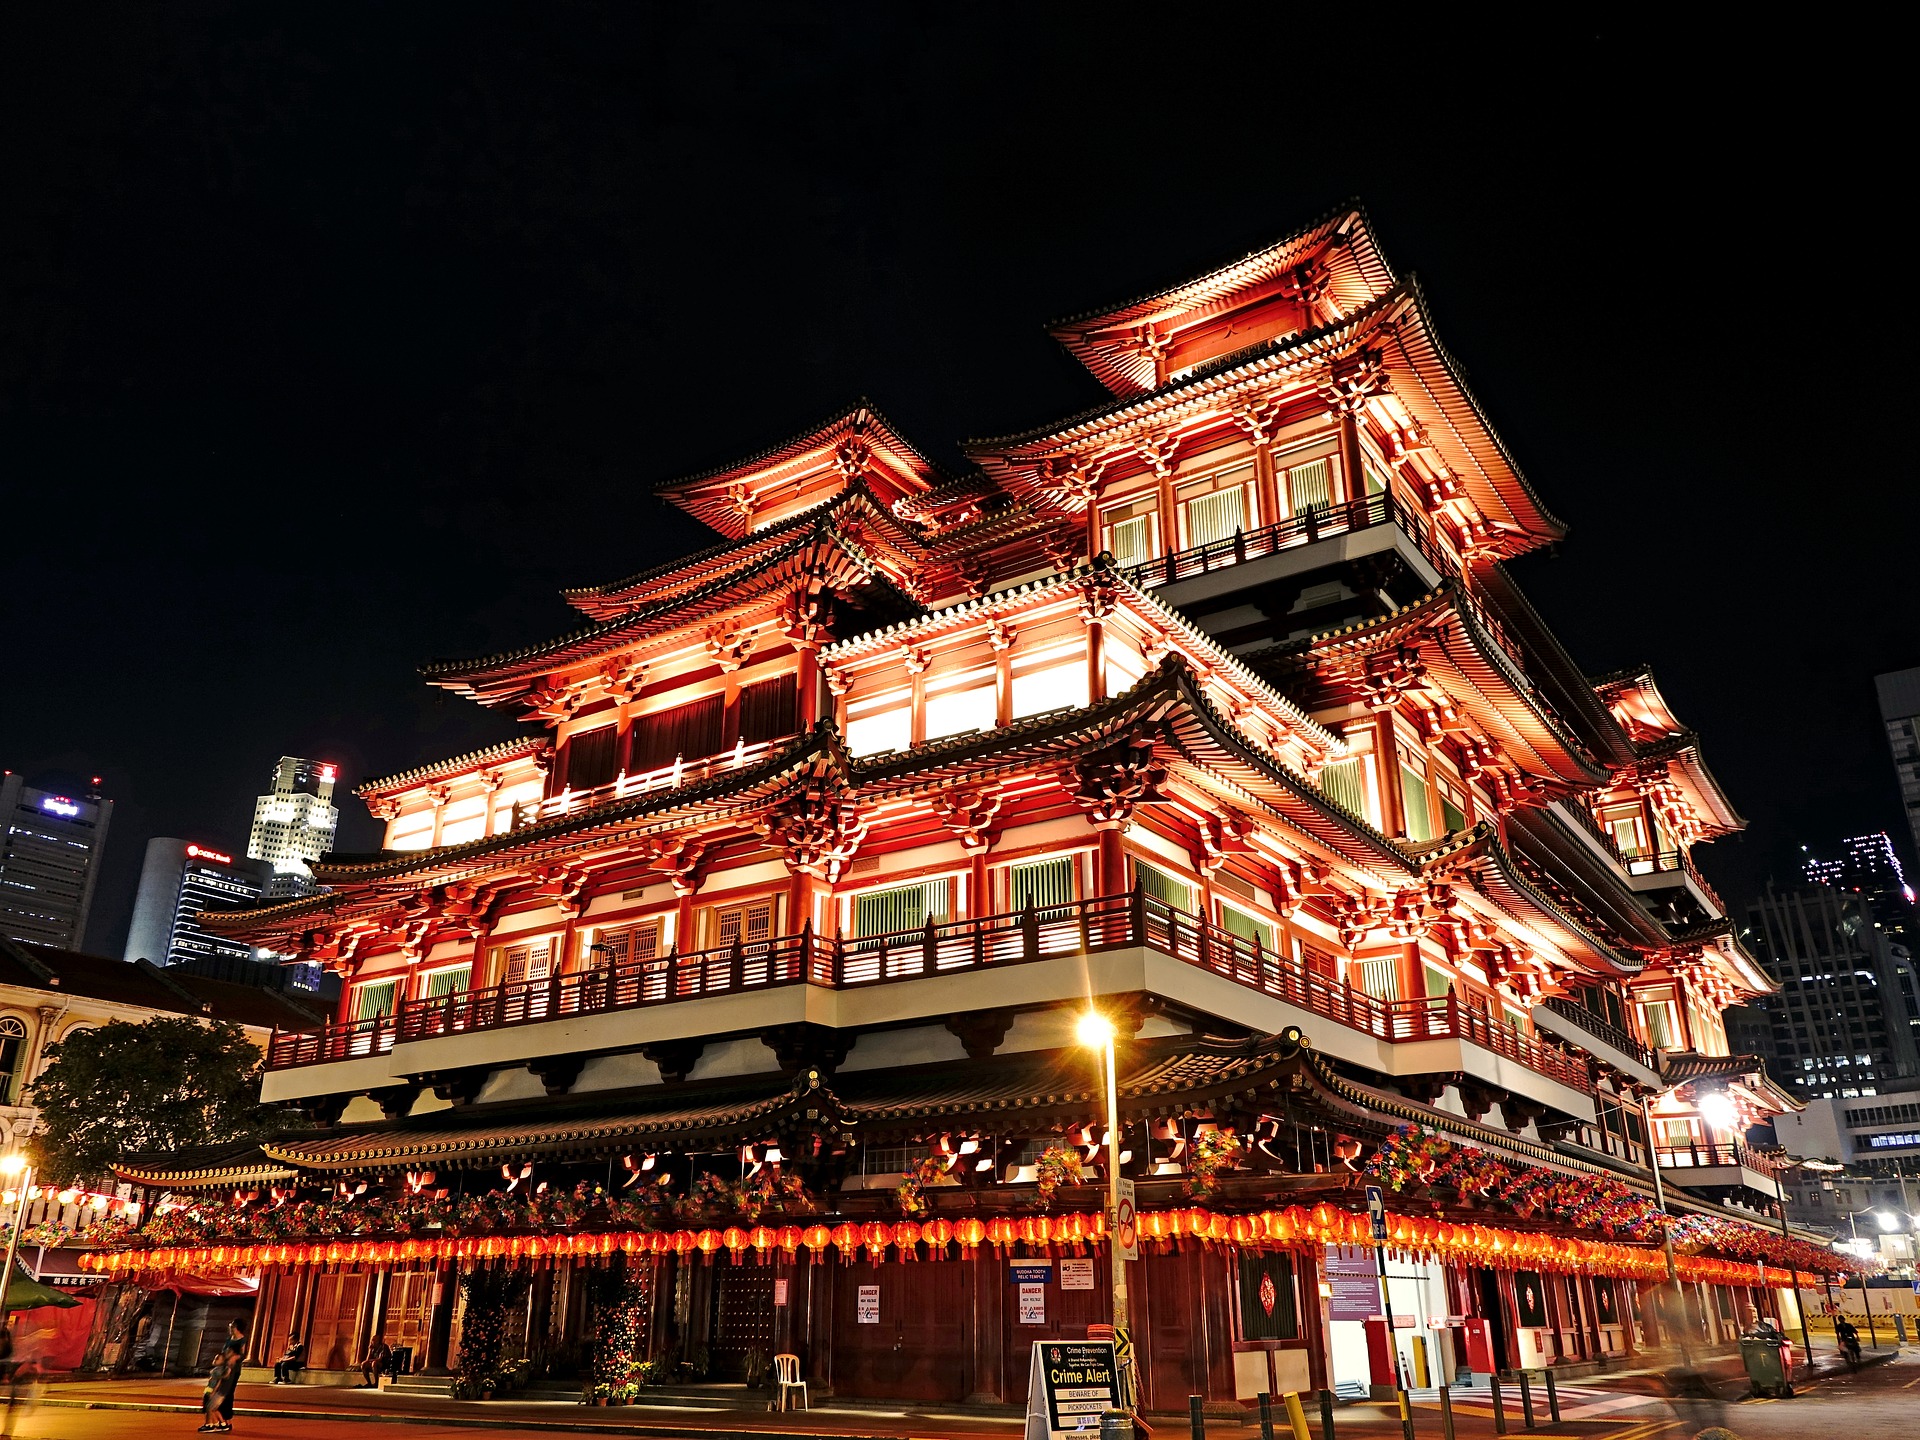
247;755;341;899
141;208;1845;1398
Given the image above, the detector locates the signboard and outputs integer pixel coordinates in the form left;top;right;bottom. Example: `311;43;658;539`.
1364;1184;1388;1242
1114;1177;1138;1262
1061;1257;1096;1291
856;1285;880;1323
1024;1340;1121;1440
1324;1245;1379;1322
1012;1261;1052;1325
774;1278;789;1307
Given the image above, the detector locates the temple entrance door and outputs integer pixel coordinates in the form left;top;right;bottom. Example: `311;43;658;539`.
308;1271;369;1371
1476;1271;1511;1373
830;1259;969;1401
709;1265;775;1381
384;1271;434;1363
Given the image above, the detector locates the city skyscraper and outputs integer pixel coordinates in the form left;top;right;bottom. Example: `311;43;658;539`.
0;771;113;949
246;756;341;899
1747;881;1920;1097
123;837;272;967
1877;666;1920;862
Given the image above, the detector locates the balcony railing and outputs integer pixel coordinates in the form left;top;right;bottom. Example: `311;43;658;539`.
512;737;790;829
1654;1140;1783;1180
267;892;1598;1098
1624;849;1726;912
1536;995;1658;1072
1124;493;1451;588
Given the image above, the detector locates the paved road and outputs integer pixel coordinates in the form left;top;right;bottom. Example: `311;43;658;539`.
11;1353;1918;1440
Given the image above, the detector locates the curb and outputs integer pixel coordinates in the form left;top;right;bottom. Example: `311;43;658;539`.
36;1398;1018;1439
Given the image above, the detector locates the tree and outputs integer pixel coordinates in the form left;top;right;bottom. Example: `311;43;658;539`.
27;1016;284;1183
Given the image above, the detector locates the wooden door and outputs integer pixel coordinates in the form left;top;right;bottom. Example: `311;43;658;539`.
709;1265;774;1380
1003;1258;1111;1406
830;1259;968;1402
384;1271;435;1357
308;1271;369;1370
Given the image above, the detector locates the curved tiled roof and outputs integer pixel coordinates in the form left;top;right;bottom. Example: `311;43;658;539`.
357;737;548;798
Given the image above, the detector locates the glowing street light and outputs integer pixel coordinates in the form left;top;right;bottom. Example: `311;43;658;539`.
0;1151;33;1318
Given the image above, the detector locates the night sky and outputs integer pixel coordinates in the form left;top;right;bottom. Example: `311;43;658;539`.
3;10;1910;959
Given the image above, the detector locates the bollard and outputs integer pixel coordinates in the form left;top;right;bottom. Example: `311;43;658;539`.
1517;1370;1535;1430
1543;1368;1559;1423
1489;1371;1507;1436
1438;1384;1456;1440
1189;1394;1206;1440
1319;1388;1336;1440
1283;1391;1311;1440
1259;1393;1275;1440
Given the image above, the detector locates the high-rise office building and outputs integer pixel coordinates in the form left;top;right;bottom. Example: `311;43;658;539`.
123;837;272;967
246;756;340;899
0;771;113;949
1878;667;1920;862
1747;882;1920;1097
1801;831;1920;1056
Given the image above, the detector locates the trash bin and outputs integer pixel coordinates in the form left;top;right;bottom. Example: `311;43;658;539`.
1739;1336;1794;1398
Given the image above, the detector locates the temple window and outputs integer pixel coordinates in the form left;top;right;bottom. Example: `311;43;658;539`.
1599;803;1647;857
1101;495;1159;567
849;877;952;939
496;937;556;987
1177;462;1255;547
387;811;435;852
592;919;663;968
1355;955;1398;1001
1639;996;1680;1049
352;978;397;1021
845;691;911;757
631;694;724;774
1397;755;1436;843
1423;964;1453;999
924;672;996;741
1001;855;1076;913
1276;453;1334;517
564;723;620;791
710;897;776;951
1010;647;1088;719
421;964;470;1000
1437;774;1469;833
1133;859;1195;914
1217;899;1276;952
738;672;799;747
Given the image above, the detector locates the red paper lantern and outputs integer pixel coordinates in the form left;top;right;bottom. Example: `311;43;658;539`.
723;1226;749;1262
956;1217;986;1250
891;1220;921;1259
802;1223;832;1264
924;1217;954;1254
862;1220;891;1262
749;1225;775;1262
986;1217;1016;1250
776;1224;802;1257
830;1222;859;1263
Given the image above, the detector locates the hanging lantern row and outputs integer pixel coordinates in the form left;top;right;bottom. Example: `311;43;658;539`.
75;1202;1844;1288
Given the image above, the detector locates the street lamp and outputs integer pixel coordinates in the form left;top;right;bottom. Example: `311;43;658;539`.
0;1151;33;1320
1840;1210;1887;1351
1077;1011;1131;1402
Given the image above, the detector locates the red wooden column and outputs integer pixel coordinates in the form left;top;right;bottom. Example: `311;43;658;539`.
963;1241;1004;1402
1098;829;1127;900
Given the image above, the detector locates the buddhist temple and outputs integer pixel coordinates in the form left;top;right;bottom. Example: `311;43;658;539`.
85;205;1858;1405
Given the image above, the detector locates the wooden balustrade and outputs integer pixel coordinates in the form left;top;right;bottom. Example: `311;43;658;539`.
265;890;1596;1098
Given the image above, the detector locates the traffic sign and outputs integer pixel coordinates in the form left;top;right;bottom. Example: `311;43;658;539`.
1115;1177;1138;1261
1365;1184;1388;1242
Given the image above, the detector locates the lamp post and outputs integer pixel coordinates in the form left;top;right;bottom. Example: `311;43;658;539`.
1771;1162;1816;1361
1843;1211;1886;1350
0;1151;33;1321
1077;1012;1131;1405
1638;1092;1691;1366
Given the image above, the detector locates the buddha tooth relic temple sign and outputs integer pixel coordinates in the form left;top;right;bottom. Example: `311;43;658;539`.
80;205;1864;1403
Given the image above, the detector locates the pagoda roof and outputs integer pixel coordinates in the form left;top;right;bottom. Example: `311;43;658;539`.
1506;806;1680;952
422;521;911;706
653;400;951;539
1419;823;1645;978
115;1141;298;1191
561;483;930;621
968;281;1567;553
1247;584;1611;790
1629;731;1746;837
1590;666;1744;835
1472;568;1639;769
1047;201;1398;396
357;737;548;799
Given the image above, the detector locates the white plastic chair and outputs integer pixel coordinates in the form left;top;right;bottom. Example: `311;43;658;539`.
771;1353;809;1411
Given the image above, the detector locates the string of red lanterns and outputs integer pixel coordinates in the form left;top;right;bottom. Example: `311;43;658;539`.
74;1202;1835;1289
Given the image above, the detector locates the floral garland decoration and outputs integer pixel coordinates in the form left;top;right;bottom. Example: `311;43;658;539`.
1184;1129;1244;1200
1035;1144;1086;1212
895;1157;947;1218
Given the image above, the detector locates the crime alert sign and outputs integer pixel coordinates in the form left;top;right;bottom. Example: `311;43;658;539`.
1024;1339;1121;1440
1115;1176;1138;1262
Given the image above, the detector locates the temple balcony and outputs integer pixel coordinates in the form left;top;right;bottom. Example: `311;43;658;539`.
262;892;1599;1125
1622;848;1726;921
1122;494;1484;652
511;737;792;829
1532;995;1662;1089
1653;1139;1787;1204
